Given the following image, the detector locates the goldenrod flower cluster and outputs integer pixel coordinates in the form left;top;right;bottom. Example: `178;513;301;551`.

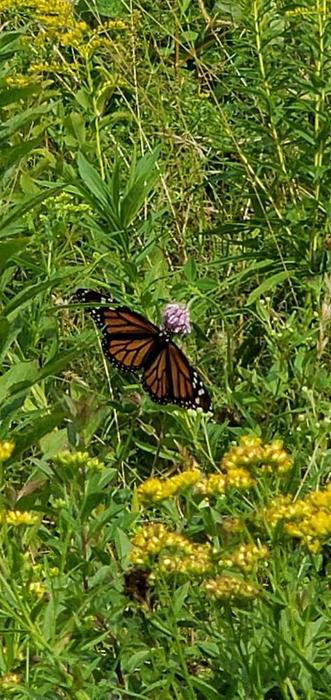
54;451;105;471
197;467;255;496
29;581;46;598
129;522;270;580
28;61;69;74
1;511;38;526
0;441;15;462
130;523;189;562
39;192;92;222
136;437;292;506
157;545;213;577
257;494;294;528
196;473;227;496
101;20;128;31
137;468;201;505
286;7;316;16
195;437;292;498
0;0;73;18
258;483;331;552
0;672;21;686
5;75;33;87
130;523;213;576
221;436;292;475
202;576;259;601
0;0;129;62
220;542;270;572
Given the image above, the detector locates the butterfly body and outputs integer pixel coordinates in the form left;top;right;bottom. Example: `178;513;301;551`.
76;290;211;412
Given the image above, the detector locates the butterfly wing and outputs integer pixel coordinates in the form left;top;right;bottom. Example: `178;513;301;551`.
100;310;158;372
76;289;211;410
76;289;159;372
143;341;211;412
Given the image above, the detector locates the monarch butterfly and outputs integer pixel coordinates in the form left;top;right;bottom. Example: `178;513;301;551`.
76;289;211;412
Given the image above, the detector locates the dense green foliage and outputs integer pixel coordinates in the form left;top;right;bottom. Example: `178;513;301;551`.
0;0;330;697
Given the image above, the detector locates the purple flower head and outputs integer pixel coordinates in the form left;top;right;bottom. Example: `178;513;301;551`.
162;303;191;335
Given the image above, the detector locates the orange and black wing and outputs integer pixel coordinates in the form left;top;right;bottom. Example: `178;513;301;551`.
143;341;211;412
76;289;158;372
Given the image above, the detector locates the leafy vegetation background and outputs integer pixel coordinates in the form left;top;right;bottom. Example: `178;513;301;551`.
0;0;330;697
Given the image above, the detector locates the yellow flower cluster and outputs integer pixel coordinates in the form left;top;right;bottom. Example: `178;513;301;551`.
257;494;293;528
197;467;255;496
101;19;128;31
220;542;270;572
0;441;15;462
221;436;292;475
5;75;34;87
286;8;317;16
203;576;259;601
130;523;189;561
29;581;46;598
197;473;227;495
137;468;201;505
0;0;72;17
2;511;38;526
0;0;128;59
130;523;213;576
54;451;105;471
57;22;90;49
28;61;69;74
0;672;21;686
197;436;292;498
258;483;331;552
137;437;292;505
157;545;213;576
40;192;92;219
129;523;270;579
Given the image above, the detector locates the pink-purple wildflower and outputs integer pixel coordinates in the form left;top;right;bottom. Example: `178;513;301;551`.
162;303;191;335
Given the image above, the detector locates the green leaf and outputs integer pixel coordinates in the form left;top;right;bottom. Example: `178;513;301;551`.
246;271;292;305
36;348;85;383
124;651;150;674
109;157;121;217
77;152;108;207
191;677;223;699
80;491;105;520
0;361;39;404
172;582;190;614
0;183;64;236
0;316;21;362
66;112;86;144
74;88;93;111
20;172;40;195
0;238;30;271
0;103;52;143
3;269;76;315
120;148;160;227
76;152;118;225
0;136;43;179
0;84;40;108
114;527;131;560
0;31;22;59
10;408;67;461
197;641;220;658
181;30;199;42
39;429;68;458
95;0;129;17
183;257;197;282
